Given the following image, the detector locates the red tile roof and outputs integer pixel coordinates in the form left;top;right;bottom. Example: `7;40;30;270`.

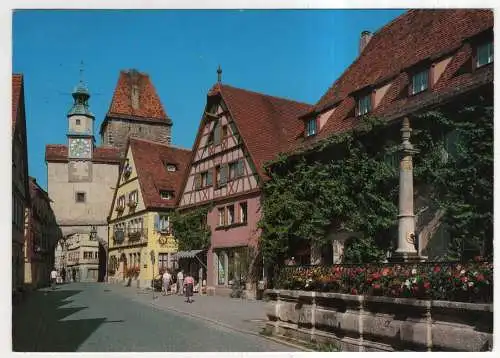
129;137;191;209
45;144;121;164
106;69;170;123
208;84;312;179
12;74;23;133
295;9;493;150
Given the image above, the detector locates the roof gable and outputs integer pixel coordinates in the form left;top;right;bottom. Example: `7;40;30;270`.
130;137;191;209
209;84;312;179
106;69;171;123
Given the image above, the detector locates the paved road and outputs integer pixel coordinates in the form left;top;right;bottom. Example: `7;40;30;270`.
12;283;295;352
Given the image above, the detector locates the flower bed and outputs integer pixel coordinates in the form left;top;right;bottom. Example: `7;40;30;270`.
275;259;492;303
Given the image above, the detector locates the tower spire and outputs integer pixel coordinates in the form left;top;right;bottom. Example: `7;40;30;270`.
217;65;222;83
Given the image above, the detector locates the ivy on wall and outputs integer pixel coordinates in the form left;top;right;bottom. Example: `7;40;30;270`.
171;205;212;251
258;93;493;266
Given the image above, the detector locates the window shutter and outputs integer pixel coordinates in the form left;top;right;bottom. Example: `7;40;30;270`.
194;174;201;189
238;159;244;177
214;122;221;145
220;164;228;185
154;214;160;232
207;170;213;186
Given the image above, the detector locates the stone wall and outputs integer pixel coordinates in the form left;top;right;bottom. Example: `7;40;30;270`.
264;289;493;352
101;118;172;155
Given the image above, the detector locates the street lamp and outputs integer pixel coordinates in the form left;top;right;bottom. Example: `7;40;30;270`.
150;249;156;300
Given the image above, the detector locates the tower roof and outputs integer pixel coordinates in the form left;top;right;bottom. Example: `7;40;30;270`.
106;69;171;123
68;79;94;117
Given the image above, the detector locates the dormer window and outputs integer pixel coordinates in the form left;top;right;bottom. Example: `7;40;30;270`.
476;41;493;68
160;190;174;200
356;94;371;116
411;69;429;95
306;118;317;137
165;163;177;172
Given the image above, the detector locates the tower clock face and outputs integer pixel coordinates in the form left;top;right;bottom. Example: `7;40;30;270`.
69;138;92;158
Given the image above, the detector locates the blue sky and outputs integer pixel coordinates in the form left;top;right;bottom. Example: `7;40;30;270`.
13;9;405;189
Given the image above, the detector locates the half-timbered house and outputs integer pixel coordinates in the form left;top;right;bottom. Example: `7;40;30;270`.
178;82;312;297
107;137;191;288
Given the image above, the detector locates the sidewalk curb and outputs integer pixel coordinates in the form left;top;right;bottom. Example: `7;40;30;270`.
110;286;310;352
148;300;311;352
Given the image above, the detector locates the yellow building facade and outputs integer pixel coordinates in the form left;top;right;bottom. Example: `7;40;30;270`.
107;137;191;288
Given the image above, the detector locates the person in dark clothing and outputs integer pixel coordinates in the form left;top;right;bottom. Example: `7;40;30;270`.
72;268;76;282
184;272;194;303
61;268;66;283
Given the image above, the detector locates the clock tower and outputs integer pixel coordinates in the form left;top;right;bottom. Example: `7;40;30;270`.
67;80;94;182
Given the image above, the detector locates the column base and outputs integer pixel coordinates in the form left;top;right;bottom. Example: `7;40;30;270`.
390;251;426;263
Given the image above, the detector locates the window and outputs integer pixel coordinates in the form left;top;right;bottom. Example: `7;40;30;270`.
218;208;225;227
128;190;138;206
158;253;168;270
75;192;86;203
228;162;239;180
477;41;493;67
411;69;429;95
222;125;228;138
159;214;170;233
160;190;174;200
201;171;212;187
216;164;228;187
356;94;371;116
227;205;235;225
166;164;177;172
117;195;126;209
306;118;317;137
239;202;248;224
76;119;81;126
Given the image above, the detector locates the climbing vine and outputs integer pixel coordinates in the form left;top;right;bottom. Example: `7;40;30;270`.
258;93;493;266
171;205;212;251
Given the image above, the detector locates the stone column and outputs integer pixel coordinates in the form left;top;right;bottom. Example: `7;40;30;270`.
394;117;420;261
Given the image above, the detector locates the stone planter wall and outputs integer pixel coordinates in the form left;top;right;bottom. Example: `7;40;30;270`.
264;289;493;352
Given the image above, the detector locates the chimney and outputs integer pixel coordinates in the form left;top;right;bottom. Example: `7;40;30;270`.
359;30;373;54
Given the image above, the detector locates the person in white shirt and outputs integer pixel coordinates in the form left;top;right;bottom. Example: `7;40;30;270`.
162;269;172;296
50;268;58;290
177;269;184;296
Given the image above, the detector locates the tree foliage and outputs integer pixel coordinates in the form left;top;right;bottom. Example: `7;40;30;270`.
258;93;493;265
258;116;398;265
171;206;212;251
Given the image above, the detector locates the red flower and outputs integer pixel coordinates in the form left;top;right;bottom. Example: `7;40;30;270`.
477;274;485;282
373;284;381;290
351;288;358;295
433;265;441;273
423;281;431;290
382;268;391;276
372;272;381;280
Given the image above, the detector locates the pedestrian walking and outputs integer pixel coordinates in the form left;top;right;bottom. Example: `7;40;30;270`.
177;269;184;296
184;273;194;303
162;269;172;296
61;267;66;283
72;268;76;282
50;268;58;290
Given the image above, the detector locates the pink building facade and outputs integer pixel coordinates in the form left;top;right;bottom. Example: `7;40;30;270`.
178;81;311;296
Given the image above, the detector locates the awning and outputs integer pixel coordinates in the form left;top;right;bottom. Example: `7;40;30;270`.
175;249;204;259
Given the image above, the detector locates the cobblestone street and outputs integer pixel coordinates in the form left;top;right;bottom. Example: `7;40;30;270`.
12;283;297;352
